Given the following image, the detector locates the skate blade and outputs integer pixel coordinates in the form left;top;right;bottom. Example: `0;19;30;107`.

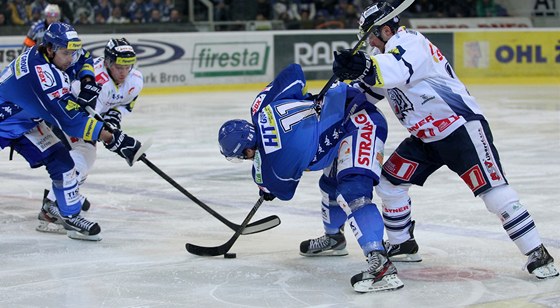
36;221;67;234
389;253;422;262
353;274;404;293
300;248;349;257
533;263;559;279
67;230;102;241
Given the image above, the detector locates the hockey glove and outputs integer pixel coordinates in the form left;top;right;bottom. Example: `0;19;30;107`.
103;109;122;130
333;49;373;81
104;129;142;166
259;189;276;201
77;79;101;111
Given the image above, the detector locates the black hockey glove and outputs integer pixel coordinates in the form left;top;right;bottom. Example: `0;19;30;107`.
333;49;373;81
77;79;101;111
259;189;276;201
103;109;122;130
104;129;142;166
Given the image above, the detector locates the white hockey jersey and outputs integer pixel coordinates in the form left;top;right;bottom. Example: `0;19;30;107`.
72;57;143;117
364;26;485;143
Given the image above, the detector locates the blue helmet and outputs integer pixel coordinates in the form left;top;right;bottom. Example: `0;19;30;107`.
43;22;82;51
218;119;257;162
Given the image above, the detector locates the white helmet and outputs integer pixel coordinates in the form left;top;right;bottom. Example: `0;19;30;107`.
44;4;61;19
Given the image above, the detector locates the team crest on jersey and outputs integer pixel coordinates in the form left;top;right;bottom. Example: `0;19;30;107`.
387;88;414;121
258;105;281;154
35;64;56;90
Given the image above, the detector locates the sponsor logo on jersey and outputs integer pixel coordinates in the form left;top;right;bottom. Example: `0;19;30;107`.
65;99;81;111
383;152;418;181
47;87;70;100
477;126;502;181
35;64;56;90
83;118;97;141
348;217;363;239
351;110;375;169
460;165;486;192
251;93;265;116
15;52;30;79
383;203;410;213
253;150;263;184
259;105;281;154
95;71;110;85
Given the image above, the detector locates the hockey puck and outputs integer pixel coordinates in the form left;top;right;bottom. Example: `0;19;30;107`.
224;253;237;259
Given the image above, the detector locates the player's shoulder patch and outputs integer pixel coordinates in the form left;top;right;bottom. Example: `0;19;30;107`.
14;52;31;79
34;64;57;90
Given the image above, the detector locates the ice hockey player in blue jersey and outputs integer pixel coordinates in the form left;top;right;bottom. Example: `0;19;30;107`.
218;63;403;292
0;22;147;241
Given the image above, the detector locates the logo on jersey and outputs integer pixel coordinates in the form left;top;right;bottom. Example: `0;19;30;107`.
15;52;30;79
387;88;413;121
35;64;56;90
47;87;70;100
258;105;281;154
253;150;263;184
460;165;486;192
95;71;110;85
65;99;81;111
352;110;375;169
252;93;265;116
383;152;418;181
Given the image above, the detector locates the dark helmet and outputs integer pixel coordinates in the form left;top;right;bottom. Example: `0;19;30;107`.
218;119;257;162
358;1;400;41
42;22;82;51
104;38;137;66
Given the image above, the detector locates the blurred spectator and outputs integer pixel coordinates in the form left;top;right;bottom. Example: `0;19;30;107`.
447;0;477;17
7;0;30;26
160;0;174;22
127;0;148;21
112;0;127;13
93;0;112;22
74;7;92;24
332;0;359;29
94;10;106;23
315;0;336;16
290;0;316;23
29;0;48;21
107;6;129;23
0;11;8;26
49;0;73;23
410;0;435;17
168;8;182;23
147;8;161;22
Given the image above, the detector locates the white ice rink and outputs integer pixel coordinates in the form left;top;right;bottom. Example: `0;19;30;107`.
1;84;559;307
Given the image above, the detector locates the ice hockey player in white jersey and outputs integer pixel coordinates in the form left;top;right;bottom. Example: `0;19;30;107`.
42;38;143;212
332;1;558;279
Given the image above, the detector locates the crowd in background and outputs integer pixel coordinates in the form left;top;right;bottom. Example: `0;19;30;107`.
0;0;183;26
0;0;509;28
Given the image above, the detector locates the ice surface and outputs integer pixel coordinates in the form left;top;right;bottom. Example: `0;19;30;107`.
1;85;559;307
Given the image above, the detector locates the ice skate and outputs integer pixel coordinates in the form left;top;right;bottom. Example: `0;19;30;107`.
351;250;404;292
36;189;66;234
385;220;422;262
525;244;559;279
300;232;348;257
63;215;102;241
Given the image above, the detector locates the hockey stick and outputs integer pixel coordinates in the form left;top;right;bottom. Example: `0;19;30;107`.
85;106;280;235
314;0;415;102
185;196;264;256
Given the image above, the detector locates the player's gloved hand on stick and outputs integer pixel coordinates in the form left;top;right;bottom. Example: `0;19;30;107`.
77;79;101;111
103;109;122;130
104;129;142;166
332;49;373;81
259;189;276;201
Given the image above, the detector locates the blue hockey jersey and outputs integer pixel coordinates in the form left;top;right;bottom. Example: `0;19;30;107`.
0;47;102;142
249;64;347;200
